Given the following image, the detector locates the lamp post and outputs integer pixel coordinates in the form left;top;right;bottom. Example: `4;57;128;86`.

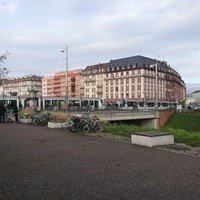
61;45;68;111
155;62;158;111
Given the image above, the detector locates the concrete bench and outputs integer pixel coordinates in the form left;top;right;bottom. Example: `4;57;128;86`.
131;131;174;147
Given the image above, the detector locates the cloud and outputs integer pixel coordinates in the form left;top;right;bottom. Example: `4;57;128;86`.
1;0;200;85
0;0;20;16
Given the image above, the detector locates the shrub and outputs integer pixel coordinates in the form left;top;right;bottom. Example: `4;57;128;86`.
18;109;36;119
50;112;70;123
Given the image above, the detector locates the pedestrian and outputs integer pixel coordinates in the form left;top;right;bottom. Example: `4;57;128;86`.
12;103;19;122
0;102;6;123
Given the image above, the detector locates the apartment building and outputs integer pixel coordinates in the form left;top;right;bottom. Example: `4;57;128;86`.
80;63;107;99
42;69;82;97
192;90;200;102
80;55;186;105
1;75;42;97
105;55;186;104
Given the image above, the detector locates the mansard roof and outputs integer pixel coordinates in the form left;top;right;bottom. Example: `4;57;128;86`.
84;63;108;71
108;55;158;68
193;90;200;94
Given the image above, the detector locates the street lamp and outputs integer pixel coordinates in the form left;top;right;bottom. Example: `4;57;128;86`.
155;62;158;111
61;46;68;111
150;62;158;111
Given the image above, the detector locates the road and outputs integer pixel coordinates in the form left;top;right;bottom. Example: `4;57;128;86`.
0;123;199;200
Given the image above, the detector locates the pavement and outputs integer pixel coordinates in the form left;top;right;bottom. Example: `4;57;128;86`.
0;123;200;200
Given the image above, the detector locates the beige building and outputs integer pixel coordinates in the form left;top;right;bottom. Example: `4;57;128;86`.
42;69;82;97
80;63;107;99
192;90;200;103
1;75;42;97
81;55;186;106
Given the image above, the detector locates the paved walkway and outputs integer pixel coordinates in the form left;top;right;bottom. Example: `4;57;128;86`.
0;123;200;200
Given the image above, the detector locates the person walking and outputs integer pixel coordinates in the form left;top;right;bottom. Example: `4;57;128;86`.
12;103;19;122
0;102;6;123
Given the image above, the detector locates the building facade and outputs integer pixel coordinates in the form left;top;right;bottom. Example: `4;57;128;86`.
42;69;82;97
80;63;106;99
80;55;186;106
1;75;42;97
105;56;186;103
192;90;200;103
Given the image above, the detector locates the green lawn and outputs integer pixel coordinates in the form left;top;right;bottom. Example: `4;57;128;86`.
162;112;200;147
103;122;154;138
103;112;200;147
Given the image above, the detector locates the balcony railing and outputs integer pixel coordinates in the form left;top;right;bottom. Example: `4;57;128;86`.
85;78;96;82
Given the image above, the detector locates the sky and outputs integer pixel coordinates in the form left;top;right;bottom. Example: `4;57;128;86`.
0;0;200;86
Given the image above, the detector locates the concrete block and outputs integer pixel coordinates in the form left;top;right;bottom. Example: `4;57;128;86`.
19;118;31;123
48;122;63;128
131;131;174;147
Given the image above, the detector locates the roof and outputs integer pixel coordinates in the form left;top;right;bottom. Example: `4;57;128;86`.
84;63;108;71
108;55;158;68
193;90;200;94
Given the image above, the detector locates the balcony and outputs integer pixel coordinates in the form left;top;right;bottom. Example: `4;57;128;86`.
97;84;103;88
85;78;96;82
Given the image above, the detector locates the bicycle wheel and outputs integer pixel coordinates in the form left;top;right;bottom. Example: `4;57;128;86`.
41;118;48;126
82;124;90;133
70;124;78;133
62;122;69;129
32;117;39;126
94;122;103;133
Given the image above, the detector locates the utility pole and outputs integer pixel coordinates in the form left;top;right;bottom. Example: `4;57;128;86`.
155;62;158;111
61;46;68;111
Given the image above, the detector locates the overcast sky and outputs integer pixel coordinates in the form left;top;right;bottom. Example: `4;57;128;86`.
1;0;200;85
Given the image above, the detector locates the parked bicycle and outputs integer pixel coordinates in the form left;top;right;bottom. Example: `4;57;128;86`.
31;112;52;126
66;115;90;133
87;115;103;133
64;111;103;133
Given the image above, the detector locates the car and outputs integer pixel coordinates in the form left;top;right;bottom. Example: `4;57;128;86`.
193;106;200;111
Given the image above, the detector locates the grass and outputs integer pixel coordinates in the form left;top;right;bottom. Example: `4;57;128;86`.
162;112;200;147
103;122;155;138
103;112;200;147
